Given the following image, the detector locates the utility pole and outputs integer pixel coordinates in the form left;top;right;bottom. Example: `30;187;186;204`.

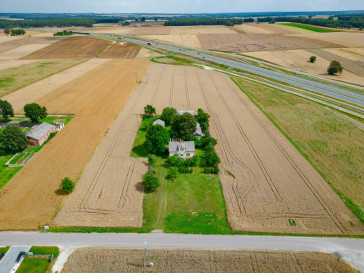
143;241;153;268
333;252;342;273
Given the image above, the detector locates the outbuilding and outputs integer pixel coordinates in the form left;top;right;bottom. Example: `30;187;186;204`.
26;122;55;146
152;119;165;127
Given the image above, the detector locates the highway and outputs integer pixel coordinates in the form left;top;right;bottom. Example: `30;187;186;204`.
79;32;364;110
0;232;364;272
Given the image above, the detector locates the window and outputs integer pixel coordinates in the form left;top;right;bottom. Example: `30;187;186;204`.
174;153;178;157
186;153;190;157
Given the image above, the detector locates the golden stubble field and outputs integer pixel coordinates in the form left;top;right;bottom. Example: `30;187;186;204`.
62;248;357;273
56;63;362;235
0;58;149;230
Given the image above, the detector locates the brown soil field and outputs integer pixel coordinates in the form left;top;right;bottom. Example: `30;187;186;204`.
0;58;149;230
62;248;357;273
0;44;51;59
307;48;364;77
2;58;108;111
325;48;364;65
198;34;341;52
0;36;65;54
141;34;202;48
100;42;141;58
0;59;38;70
244;50;364;85
235;23;299;34
288;32;364;47
23;36;111;59
58;63;362;234
170;25;237;35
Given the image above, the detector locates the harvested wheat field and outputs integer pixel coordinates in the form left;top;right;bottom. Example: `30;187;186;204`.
198;33;341;52
62;248;356;273
0;59;38;71
2;58;108;111
0;36;64;55
325;48;364;64
0;58;149;230
142;34;202;48
244;50;364;85
288;32;364;47
235;22;299;34
23;36;111;59
100;42;141;58
170;25;237;35
57;63;362;234
0;44;52;59
128;26;173;35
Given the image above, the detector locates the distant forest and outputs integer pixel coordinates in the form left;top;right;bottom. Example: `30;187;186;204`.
258;15;364;29
164;18;243;26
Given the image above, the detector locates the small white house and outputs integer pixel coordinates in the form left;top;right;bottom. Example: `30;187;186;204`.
55;122;64;132
169;141;195;159
152;119;165;127
177;110;194;116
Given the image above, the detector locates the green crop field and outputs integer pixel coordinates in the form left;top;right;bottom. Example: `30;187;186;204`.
278;22;340;32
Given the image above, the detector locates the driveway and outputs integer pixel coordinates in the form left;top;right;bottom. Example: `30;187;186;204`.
0;246;30;273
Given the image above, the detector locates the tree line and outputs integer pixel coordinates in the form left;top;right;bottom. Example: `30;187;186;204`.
164;18;243;26
257;15;364;29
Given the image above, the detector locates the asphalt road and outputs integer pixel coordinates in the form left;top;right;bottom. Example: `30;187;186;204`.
1;232;364;272
0;246;30;273
79;32;364;109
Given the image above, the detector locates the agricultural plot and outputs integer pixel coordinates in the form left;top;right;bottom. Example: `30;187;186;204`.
288;32;364;47
100;42;141;58
58;64;361;234
0;58;149;230
142;34;202;48
128;26;173;35
198;33;341;52
0;44;51;60
0;36;64;55
62;248;357;273
0;60;38;71
170;25;237;34
276;23;340;33
235;22;299;34
23;36;111;59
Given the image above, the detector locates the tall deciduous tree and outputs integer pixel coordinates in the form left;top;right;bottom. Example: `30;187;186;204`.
160;107;177;125
0;125;27;154
172;113;196;136
327;60;343;75
144;105;156;117
0;100;14;122
24;103;47;123
195;108;210;125
142;171;159;192
145;124;169;155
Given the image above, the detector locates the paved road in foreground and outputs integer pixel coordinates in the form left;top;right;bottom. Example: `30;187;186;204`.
77;32;364;109
0;232;364;271
0;246;30;273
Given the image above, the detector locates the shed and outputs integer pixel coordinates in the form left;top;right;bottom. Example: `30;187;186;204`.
26;122;55;146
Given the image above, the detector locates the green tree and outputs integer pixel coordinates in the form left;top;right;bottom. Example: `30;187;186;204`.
61;177;74;194
309;56;316;63
145;124;169;155
0;125;27;154
143;171;159;192
0;100;14;122
160;107;177;125
4;29;10;35
144;105;156;117
24;103;47;123
195;108;210;126
327;60;343;75
200;148;221;167
172;113;196;136
166;166;180;181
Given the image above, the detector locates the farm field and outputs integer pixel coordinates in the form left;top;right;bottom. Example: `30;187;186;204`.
276;23;340;33
197;33;341;52
233;77;364;222
0;58;85;98
234;22;299;34
0;58;149;230
142;34;203;48
244;49;364;85
0;59;38;71
57;63;362;234
169;25;237;34
62;248;357;273
100;42;141;58
325;48;364;64
23;36;111;59
288;32;364;47
2;58;107;112
0;44;51;60
0;36;64;55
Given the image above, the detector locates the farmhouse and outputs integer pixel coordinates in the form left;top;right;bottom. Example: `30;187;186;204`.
177;110;194;116
26;122;55;146
169;141;195;159
194;123;203;139
152;119;165;127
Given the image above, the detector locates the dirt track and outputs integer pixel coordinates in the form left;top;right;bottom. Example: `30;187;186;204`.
198;33;341;52
23;36;111;59
57;63;362;234
62;248;357;273
0;59;149;230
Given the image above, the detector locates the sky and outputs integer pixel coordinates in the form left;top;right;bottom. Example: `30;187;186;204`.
1;0;364;13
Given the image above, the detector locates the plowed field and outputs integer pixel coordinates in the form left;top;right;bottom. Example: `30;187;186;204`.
235;23;299;34
57;64;362;234
62;248;357;273
100;42;141;58
198;34;341;52
23;36;111;59
0;58;149;230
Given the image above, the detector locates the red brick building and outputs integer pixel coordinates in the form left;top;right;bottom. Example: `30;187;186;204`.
26;122;55;146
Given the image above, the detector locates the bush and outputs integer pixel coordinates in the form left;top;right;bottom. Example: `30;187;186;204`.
0;125;27;154
61;177;74;194
178;166;193;174
166;155;199;167
142;171;159;192
144;105;156;117
147;154;156;166
196;137;217;148
309;56;316;63
166;166;180;181
200;148;221;167
203;164;219;174
185;155;199;167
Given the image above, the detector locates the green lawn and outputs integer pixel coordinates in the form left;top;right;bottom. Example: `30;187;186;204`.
130;116;155;158
0;246;10;254
16;246;59;273
277;23;340;33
